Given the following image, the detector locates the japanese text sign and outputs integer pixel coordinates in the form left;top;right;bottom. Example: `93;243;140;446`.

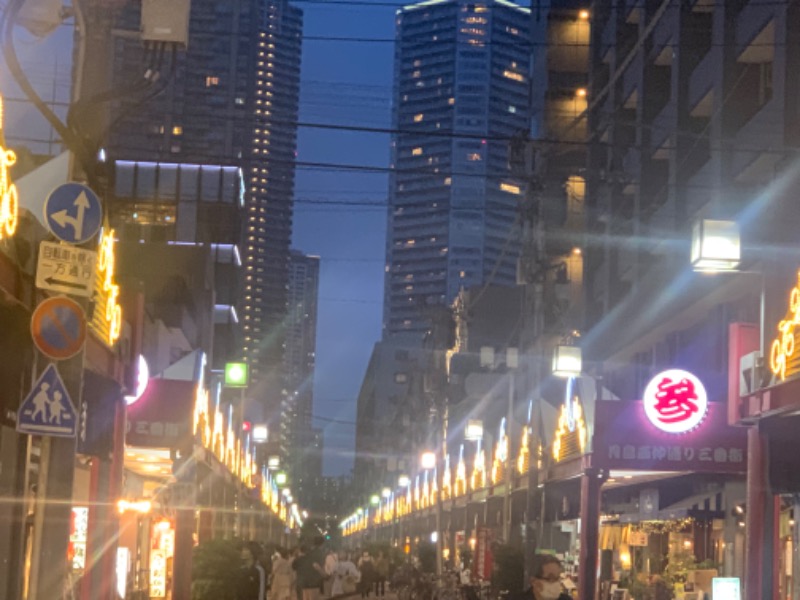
126;378;194;449
593;400;747;473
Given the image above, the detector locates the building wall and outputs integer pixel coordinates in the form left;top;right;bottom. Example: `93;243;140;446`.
108;0;303;394
583;0;800;386
383;0;531;339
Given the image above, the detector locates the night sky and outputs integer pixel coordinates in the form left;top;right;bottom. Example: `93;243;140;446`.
2;1;400;476
292;0;396;476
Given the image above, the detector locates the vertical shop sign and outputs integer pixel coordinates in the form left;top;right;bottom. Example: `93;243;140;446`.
472;527;493;581
91;229;122;346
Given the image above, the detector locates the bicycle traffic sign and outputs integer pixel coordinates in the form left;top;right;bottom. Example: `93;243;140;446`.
35;241;97;298
43;183;102;245
30;296;87;360
17;363;76;437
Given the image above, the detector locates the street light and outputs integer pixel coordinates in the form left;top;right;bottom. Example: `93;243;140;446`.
370;494;380;506
252;424;268;443
398;475;411;488
421;452;436;470
382;487;392;499
553;345;582;377
465;420;484;441
691;218;741;272
275;471;288;486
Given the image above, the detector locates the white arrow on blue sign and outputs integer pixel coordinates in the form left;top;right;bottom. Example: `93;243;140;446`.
17;364;77;438
43;183;103;245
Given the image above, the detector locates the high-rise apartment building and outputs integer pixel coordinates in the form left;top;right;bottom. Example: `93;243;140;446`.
384;0;531;339
282;251;321;490
108;0;303;395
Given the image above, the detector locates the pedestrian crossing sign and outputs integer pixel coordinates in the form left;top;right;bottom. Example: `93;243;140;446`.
17;363;76;437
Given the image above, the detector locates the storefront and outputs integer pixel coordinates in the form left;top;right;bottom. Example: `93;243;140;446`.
540;368;748;599
118;353;297;599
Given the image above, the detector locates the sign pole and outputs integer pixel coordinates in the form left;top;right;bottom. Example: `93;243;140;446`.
26;1;115;596
26;352;84;600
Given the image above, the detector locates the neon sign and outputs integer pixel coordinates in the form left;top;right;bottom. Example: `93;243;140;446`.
124;355;149;406
0;95;18;241
643;369;708;433
770;269;800;381
553;377;587;461
94;229;122;345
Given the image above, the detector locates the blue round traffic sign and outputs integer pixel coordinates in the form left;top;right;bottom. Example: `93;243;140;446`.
30;296;87;360
43;183;102;245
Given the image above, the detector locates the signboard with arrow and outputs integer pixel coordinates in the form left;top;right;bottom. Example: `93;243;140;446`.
35;241;97;298
43;183;102;245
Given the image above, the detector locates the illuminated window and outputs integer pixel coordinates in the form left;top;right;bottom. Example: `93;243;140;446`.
506;26;519;35
467;153;482;161
172;126;183;135
413;59;422;67
503;70;525;83
500;182;522;195
412;147;423;156
444;177;452;185
465;16;487;24
448;97;455;105
414;113;424;122
412;70;421;78
205;76;219;87
508;105;517;113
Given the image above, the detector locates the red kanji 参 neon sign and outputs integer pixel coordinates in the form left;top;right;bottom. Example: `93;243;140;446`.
643;369;708;433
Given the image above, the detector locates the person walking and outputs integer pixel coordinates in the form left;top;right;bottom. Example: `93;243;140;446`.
333;552;360;596
357;551;375;599
237;542;267;600
374;552;389;597
324;550;339;598
510;555;571;600
294;539;327;600
272;549;294;600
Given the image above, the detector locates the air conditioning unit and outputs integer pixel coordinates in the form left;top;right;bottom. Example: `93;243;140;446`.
17;0;63;37
740;350;764;396
141;0;191;46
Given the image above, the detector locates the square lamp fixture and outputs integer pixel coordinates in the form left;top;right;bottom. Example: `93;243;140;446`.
252;424;268;443
465;420;484;441
224;362;249;388
553;345;582;378
691;219;741;272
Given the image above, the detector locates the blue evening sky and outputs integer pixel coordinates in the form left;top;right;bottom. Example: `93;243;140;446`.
292;0;396;476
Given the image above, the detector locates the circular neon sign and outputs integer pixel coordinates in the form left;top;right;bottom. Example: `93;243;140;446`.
643;369;708;434
125;355;150;406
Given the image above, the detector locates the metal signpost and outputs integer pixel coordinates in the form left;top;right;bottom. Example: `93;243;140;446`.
26;183;103;600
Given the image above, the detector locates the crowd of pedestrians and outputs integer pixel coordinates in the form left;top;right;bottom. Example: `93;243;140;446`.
235;538;393;600
235;540;572;600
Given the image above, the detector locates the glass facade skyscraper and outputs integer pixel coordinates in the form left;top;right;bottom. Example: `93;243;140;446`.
282;250;321;492
384;0;530;339
108;0;303;392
